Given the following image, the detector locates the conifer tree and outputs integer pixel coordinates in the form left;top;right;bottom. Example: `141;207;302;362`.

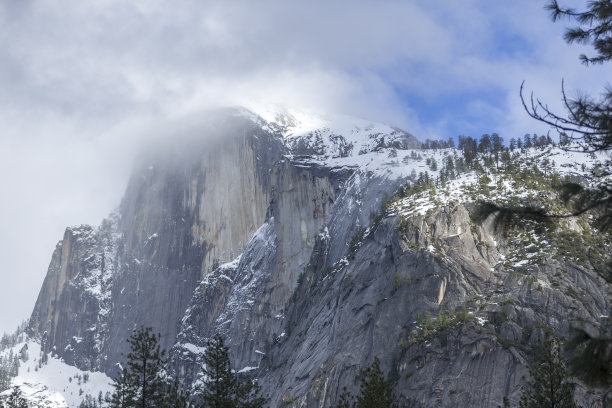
109;327;168;408
126;327;167;408
333;388;353;408
235;378;266;408
165;378;192;408
0;356;12;392
108;367;136;408
78;394;100;408
519;336;577;408
199;334;236;408
197;334;265;408
355;357;399;408
331;357;399;408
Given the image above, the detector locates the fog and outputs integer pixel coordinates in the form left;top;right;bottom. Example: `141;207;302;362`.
0;0;608;333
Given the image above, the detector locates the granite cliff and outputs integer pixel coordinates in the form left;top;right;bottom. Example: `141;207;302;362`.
23;107;610;407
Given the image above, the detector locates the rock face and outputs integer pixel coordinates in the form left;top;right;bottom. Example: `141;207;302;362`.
27;107;610;407
261;204;609;407
28;217;119;369
29;108;286;372
171;157;348;384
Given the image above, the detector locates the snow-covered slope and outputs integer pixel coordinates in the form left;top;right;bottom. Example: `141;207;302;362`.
0;341;112;408
390;145;609;217
249;104;421;157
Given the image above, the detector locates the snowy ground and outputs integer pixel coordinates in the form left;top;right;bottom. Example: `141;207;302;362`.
0;341;112;408
389;146;609;217
248;104;418;158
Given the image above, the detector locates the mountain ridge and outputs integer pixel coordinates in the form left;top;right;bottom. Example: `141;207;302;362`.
2;107;609;407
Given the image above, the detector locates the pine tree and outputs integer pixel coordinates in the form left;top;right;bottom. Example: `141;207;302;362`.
355;357;399;408
109;327;198;408
197;334;266;408
519;336;577;408
165;378;192;408
0;356;11;392
479;134;492;153
429;158;438;171
199;334;236;408
108;367;137;408
236;377;266;408
109;327;168;408
332;388;353;408
78;394;99;408
126;327;167;408
331;358;399;408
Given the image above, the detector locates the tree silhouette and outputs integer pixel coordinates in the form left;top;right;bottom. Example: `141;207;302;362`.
108;367;136;408
197;334;265;408
109;327;168;408
332;357;399;408
480;1;612;232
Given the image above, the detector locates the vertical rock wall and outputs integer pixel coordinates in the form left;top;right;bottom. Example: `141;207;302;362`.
171;158;343;384
29;110;286;373
260;204;610;407
29;216;120;370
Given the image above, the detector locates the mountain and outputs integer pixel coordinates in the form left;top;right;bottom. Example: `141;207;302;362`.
250;104;421;156
3;107;610;407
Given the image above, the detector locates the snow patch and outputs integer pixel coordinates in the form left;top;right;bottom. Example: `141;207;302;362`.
0;341;112;408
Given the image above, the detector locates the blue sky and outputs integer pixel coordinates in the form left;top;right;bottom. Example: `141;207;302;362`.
0;0;609;333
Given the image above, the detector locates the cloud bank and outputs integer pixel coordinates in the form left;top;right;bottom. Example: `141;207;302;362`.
0;0;608;332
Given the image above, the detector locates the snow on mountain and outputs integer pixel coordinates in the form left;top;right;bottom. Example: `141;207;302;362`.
248;104;421;157
389;146;609;217
383;144;610;282
0;341;112;408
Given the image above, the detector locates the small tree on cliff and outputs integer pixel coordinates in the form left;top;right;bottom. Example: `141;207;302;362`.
197;334;265;408
332;357;399;408
519;336;577;408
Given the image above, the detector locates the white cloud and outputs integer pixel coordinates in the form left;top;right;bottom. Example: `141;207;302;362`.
0;0;608;333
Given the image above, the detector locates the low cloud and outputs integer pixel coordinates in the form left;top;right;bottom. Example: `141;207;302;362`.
0;0;608;332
